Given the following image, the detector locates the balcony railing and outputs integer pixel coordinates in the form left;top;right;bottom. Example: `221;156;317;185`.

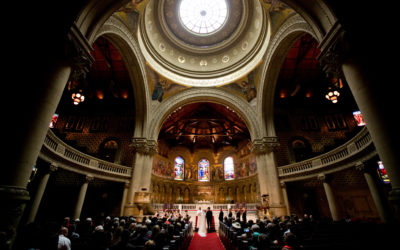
278;127;375;180
40;127;374;183
40;129;131;182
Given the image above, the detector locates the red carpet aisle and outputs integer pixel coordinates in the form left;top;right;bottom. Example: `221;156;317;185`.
188;232;225;250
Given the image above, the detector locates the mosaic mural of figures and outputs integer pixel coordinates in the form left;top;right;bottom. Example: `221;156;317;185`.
249;156;257;175
153;156;174;179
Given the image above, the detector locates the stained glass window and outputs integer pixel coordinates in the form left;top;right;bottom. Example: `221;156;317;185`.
179;0;228;34
198;158;210;181
224;156;235;180
353;111;366;126
377;161;390;184
174;156;185;180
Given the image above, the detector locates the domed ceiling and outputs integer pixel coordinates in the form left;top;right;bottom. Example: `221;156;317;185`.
137;0;271;87
115;0;295;103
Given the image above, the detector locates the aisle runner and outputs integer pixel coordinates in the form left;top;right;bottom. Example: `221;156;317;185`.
188;232;225;250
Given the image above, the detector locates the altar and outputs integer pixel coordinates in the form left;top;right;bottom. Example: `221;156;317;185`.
152;203;260;230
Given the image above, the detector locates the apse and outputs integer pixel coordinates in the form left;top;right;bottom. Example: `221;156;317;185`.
152;102;259;205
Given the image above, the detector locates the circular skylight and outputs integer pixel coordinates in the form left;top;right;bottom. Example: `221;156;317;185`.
179;0;228;35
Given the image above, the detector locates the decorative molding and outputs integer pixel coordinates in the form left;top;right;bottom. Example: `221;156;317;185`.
249;137;280;155
131;138;158;155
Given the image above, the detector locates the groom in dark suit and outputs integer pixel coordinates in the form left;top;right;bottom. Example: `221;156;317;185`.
206;207;213;232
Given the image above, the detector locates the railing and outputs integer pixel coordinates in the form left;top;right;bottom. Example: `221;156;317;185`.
40;127;374;183
278;127;375;179
152;203;259;211
40;129;131;181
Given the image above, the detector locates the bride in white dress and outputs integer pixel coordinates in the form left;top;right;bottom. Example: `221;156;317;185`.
197;207;207;237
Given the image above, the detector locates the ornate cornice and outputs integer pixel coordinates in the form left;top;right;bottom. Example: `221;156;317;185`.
249;137;280;155
131;138;158;155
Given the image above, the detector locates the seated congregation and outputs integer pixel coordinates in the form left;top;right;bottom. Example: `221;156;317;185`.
13;210;193;250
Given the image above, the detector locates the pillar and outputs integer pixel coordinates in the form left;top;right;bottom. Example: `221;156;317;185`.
1;25;93;246
355;162;390;223
280;181;291;216
125;138;157;216
252;137;286;217
73;175;94;220
318;174;339;221
26;164;58;223
318;25;400;219
120;182;130;217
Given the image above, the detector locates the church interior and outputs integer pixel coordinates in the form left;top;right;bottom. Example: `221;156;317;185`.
2;0;399;249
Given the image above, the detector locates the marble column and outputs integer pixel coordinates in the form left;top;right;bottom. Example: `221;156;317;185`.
252;137;286;217
26;164;58;223
1;25;93;246
280;181;291;216
318;26;400;218
318;174;339;221
355;162;390;223
73;175;94;220
125;138;157;216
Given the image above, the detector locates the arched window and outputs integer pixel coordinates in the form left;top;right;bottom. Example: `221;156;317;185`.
99;139;119;163
174;156;185;180
198;159;210;182
224;156;235;180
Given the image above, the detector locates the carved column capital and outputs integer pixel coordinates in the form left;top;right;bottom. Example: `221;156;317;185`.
355;161;365;172
317;173;327;182
49;164;59;173
249;137;280;155
131;138;158;155
280;181;286;188
317;22;348;78
66;24;94;81
85;175;95;183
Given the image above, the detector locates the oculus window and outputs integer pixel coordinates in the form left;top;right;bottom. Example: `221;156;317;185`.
179;0;228;34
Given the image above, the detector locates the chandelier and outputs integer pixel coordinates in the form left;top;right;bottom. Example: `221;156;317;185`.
71;90;85;105
325;77;343;104
68;80;86;105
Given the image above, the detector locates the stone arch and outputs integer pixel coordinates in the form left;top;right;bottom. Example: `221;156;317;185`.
94;15;150;137
147;87;262;142
98;137;121;164
288;136;313;163
74;1;337;51
257;13;317;136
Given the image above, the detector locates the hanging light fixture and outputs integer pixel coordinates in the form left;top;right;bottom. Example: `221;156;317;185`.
325;86;340;103
325;77;343;104
71;89;85;105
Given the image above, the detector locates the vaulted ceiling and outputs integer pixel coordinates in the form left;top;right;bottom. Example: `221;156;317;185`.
159;102;250;149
